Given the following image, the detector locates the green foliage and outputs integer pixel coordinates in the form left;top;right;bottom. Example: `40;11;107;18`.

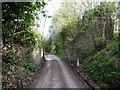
13;31;44;47
2;2;46;88
2;48;27;88
113;31;119;40
48;1;119;88
56;51;67;60
26;61;38;72
105;41;119;57
94;37;106;51
43;52;49;55
60;25;78;46
43;38;55;53
50;1;81;46
70;63;77;68
95;37;105;41
84;41;120;88
2;45;41;88
2;2;46;46
50;2;117;48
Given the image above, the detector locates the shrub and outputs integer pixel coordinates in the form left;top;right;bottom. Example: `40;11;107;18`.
25;61;38;72
84;41;120;88
113;31;119;40
94;37;106;51
56;51;67;60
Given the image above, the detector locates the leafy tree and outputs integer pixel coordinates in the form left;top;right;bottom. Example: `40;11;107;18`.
2;2;47;88
43;37;55;53
50;1;117;51
2;2;46;46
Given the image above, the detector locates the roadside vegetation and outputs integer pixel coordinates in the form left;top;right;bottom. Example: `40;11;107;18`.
84;41;120;88
46;1;120;88
1;0;120;89
2;2;47;88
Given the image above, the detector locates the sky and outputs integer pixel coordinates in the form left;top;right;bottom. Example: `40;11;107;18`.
34;0;61;38
43;0;62;37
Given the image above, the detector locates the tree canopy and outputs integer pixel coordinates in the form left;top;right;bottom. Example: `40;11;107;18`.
2;2;46;47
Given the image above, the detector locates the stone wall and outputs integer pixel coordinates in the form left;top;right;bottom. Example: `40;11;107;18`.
32;45;43;65
12;44;43;65
66;31;95;63
74;32;95;59
66;43;77;62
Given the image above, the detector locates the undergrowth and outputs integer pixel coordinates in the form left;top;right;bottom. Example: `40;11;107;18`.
56;51;67;60
84;41;120;88
2;46;40;88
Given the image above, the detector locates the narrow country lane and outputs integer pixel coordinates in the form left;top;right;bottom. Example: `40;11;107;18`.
31;55;87;88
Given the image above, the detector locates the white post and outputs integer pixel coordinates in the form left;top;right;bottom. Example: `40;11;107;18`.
77;59;79;67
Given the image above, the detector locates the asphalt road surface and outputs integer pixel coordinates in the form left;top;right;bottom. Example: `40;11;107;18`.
31;55;87;88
